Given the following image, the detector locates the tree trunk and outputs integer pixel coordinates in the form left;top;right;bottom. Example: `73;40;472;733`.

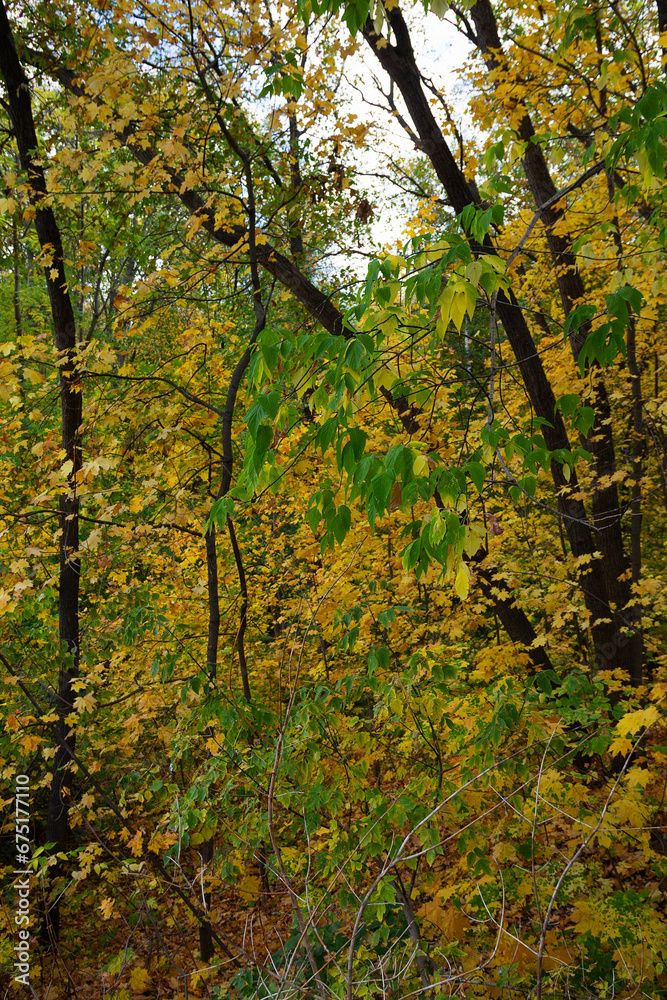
362;5;629;674
0;0;82;944
467;0;632;630
198;525;220;963
657;0;667;36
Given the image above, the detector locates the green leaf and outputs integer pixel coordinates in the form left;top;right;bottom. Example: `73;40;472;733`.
252;424;273;474
332;505;351;545
466;461;485;493
557;393;580;418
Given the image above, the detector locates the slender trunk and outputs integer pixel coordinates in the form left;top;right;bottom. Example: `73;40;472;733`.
392;878;432;994
288;109;304;261
205;526;221;683
198;253;265;957
10;207;26;409
606;173;644;685
198;524;220;963
227;516;252;704
11;211;22;339
0;2;81;944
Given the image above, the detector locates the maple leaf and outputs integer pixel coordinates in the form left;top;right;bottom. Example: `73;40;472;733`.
616;705;660;738
129;968;151;992
126;830;144;857
148;830;178;852
73;692;96;714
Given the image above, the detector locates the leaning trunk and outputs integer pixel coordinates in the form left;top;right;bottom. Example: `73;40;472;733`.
362;5;630;675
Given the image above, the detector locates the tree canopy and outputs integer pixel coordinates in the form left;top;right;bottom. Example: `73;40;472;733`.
1;0;667;996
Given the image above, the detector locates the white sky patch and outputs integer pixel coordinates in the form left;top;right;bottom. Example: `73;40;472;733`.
329;9;475;274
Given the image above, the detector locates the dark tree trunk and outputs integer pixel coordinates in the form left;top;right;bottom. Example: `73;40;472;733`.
198;289;264;960
198;525;220;964
0;0;82;943
657;0;667;36
474;557;554;675
361;4;629;674
288;111;305;260
467;0;632;627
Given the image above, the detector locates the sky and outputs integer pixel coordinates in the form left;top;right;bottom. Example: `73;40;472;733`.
337;9;475;260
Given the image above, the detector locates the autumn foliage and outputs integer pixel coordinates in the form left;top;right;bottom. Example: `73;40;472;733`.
1;0;667;996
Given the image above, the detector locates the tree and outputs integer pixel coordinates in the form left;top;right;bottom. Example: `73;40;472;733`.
1;0;667;994
0;1;82;941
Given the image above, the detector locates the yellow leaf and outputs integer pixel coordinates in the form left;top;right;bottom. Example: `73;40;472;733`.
148;830;178;852
126;829;144;857
463;523;486;557
650;683;667;703
129;968;151;992
625;766;651;789
100;896;116;920
374;364;399;389
73;692;96;714
450;288;467;332
616;705;660;738
437;285;454;333
21;733;43;752
481;253;506;274
465;260;482;286
454;562;470;601
238;874;261;902
608;734;635;755
413;454;429;477
389;696;404;717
